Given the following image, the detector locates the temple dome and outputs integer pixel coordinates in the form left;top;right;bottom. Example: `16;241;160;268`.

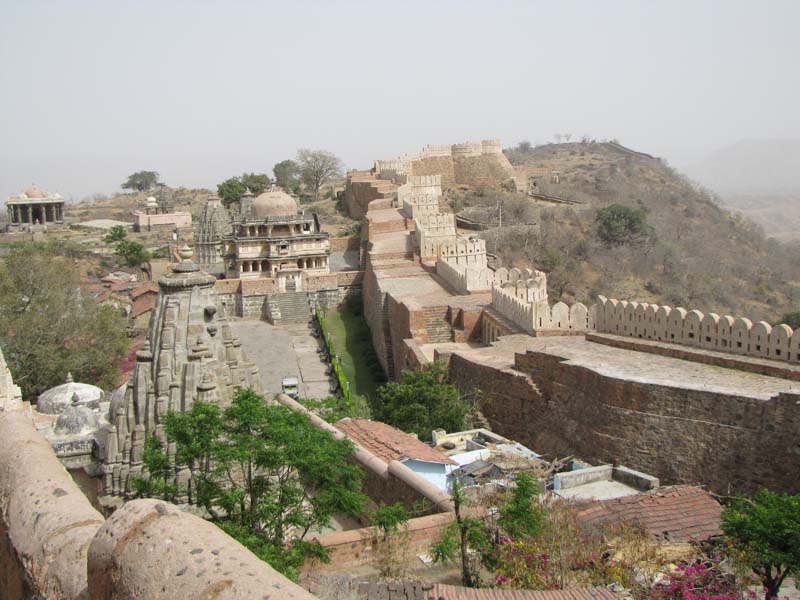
24;185;47;199
251;190;298;218
37;373;104;415
53;393;99;436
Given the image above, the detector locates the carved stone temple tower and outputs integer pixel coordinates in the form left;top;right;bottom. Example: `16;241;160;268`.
100;246;261;504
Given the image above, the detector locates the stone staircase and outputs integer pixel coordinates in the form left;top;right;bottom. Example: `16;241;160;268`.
423;307;453;343
265;292;312;326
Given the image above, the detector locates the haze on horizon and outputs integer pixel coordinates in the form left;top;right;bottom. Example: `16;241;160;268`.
1;0;799;203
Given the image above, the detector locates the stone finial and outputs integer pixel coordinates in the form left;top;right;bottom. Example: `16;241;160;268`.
178;244;193;261
66;372;74;383
71;392;80;407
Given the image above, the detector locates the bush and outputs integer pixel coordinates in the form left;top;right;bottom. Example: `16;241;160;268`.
595;203;653;245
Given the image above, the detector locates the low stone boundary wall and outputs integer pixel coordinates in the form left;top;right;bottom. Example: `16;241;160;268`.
307;512;453;573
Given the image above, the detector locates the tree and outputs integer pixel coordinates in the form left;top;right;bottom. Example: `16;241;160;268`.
162;389;367;579
498;473;544;540
103;225;127;243
122;171;160;191
722;489;800;600
273;159;301;193
296;149;343;201
0;244;129;400
780;312;800;329
217;177;246;208
240;172;270;195
116;240;149;266
517;140;532;153
374;361;470;442
595;203;653;246
432;480;490;587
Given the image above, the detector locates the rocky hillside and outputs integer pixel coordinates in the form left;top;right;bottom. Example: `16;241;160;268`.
461;141;800;322
66;187;212;223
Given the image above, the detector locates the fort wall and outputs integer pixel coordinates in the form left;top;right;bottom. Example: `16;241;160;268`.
596;296;800;364
448;348;800;495
375;140;515;191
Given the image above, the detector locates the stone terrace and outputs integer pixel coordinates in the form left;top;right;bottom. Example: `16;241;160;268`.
449;335;799;400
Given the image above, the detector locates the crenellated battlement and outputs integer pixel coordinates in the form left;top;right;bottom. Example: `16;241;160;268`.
596;297;800;364
437;239;488;267
491;284;594;334
451;141;483;157
402;193;440;218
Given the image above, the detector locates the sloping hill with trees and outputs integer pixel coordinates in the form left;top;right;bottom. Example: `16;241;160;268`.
459;141;800;322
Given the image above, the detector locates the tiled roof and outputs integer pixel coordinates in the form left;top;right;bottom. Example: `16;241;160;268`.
130;294;157;319
352;582;619;600
335;418;456;465
109;281;133;292
575;485;722;543
130;282;159;299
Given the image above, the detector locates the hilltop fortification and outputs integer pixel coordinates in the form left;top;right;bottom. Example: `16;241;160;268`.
345;139;516;219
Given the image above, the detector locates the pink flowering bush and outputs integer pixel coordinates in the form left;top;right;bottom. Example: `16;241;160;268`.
649;558;757;600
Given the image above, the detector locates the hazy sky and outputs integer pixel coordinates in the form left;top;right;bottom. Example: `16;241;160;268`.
2;0;799;202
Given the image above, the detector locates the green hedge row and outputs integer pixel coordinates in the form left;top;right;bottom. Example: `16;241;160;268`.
315;307;352;402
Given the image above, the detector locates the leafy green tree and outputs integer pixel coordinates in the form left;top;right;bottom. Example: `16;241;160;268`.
498;473;544;540
240;172;270;195
121;171;160;191
374;361;469;442
517;140;532;152
297;149;343;201
132;435;176;500
432;480;490;587
722;489;800;600
274;159;301;193
103;225;127;243
163;400;224;507
217;177;246;208
0;244;129;400
595;203;653;245
780;312;800;329
116;240;149;266
162;389;367;579
216;173;271;208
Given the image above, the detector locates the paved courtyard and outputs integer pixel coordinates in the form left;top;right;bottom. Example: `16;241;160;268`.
230;319;332;400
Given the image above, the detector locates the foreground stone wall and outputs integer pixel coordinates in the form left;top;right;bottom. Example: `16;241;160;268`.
449;348;800;494
89;499;314;600
0;407;104;599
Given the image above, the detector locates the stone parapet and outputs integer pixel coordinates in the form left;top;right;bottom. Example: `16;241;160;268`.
596;296;800;365
0;407;104;599
88;499;315;600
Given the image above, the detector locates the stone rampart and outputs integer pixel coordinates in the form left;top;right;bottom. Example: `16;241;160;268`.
402;193;440;219
344;171;398;219
436;259;495;294
448;346;800;495
491;285;593;334
596;296;800;364
415;213;456;259
378;140;515;190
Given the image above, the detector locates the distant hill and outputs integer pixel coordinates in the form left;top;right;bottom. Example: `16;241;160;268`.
685;139;800;241
466;141;800;323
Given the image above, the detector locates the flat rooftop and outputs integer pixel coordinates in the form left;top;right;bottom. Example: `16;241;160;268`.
452;335;800;401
